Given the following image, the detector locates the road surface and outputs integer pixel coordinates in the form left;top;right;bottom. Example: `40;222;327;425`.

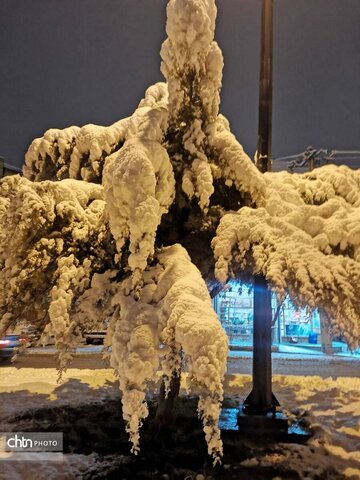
3;348;360;378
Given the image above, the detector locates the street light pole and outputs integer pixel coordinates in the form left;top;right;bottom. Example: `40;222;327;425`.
222;0;308;440
228;0;308;440
256;0;273;173
242;0;280;416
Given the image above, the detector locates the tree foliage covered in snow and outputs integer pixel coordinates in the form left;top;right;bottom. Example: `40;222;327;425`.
1;0;360;463
213;166;360;349
0;175;115;369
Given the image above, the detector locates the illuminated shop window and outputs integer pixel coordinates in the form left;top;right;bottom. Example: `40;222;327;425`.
213;280;321;347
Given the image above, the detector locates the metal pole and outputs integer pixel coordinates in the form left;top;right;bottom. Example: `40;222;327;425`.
244;275;275;413
244;0;277;414
255;0;273;173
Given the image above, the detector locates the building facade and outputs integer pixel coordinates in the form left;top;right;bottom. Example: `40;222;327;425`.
213;280;322;350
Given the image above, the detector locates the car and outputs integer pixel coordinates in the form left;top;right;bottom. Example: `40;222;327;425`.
18;325;40;346
84;331;106;345
0;334;28;361
18;324;56;346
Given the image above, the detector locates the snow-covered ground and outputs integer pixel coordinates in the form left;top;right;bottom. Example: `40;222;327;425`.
0;367;359;479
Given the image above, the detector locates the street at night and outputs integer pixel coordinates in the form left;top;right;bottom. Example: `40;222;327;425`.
3;346;360;378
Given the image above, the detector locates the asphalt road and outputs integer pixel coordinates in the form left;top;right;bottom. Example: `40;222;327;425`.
4;349;360;378
228;353;360;378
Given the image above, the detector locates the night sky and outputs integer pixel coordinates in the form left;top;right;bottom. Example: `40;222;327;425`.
0;0;359;170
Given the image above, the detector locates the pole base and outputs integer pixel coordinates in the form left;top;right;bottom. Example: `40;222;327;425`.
219;407;311;443
243;390;280;415
237;407;288;435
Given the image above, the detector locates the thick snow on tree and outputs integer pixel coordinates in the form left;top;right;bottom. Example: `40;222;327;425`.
1;0;360;463
103;88;175;287
23;83;169;184
108;244;227;458
212;166;360;350
0;175;115;370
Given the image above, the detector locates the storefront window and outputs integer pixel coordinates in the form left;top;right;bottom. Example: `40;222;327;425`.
213;280;321;347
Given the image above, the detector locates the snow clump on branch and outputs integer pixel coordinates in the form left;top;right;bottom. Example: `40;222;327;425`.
103;84;175;286
23;83;169;185
161;0;266;212
108;244;228;463
161;0;221;125
161;0;223;212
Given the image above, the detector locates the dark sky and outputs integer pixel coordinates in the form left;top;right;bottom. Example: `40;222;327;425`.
1;0;359;170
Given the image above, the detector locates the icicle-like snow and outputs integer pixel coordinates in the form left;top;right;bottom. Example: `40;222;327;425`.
156;246;228;463
108;244;228;462
109;280;161;454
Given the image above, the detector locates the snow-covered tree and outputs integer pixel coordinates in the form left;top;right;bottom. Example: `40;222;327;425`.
1;0;359;463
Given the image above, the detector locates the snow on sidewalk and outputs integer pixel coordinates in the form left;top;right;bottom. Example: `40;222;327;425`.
0;368;359;479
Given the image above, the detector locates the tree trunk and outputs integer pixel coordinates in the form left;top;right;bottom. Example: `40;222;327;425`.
320;310;333;354
152;372;181;434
